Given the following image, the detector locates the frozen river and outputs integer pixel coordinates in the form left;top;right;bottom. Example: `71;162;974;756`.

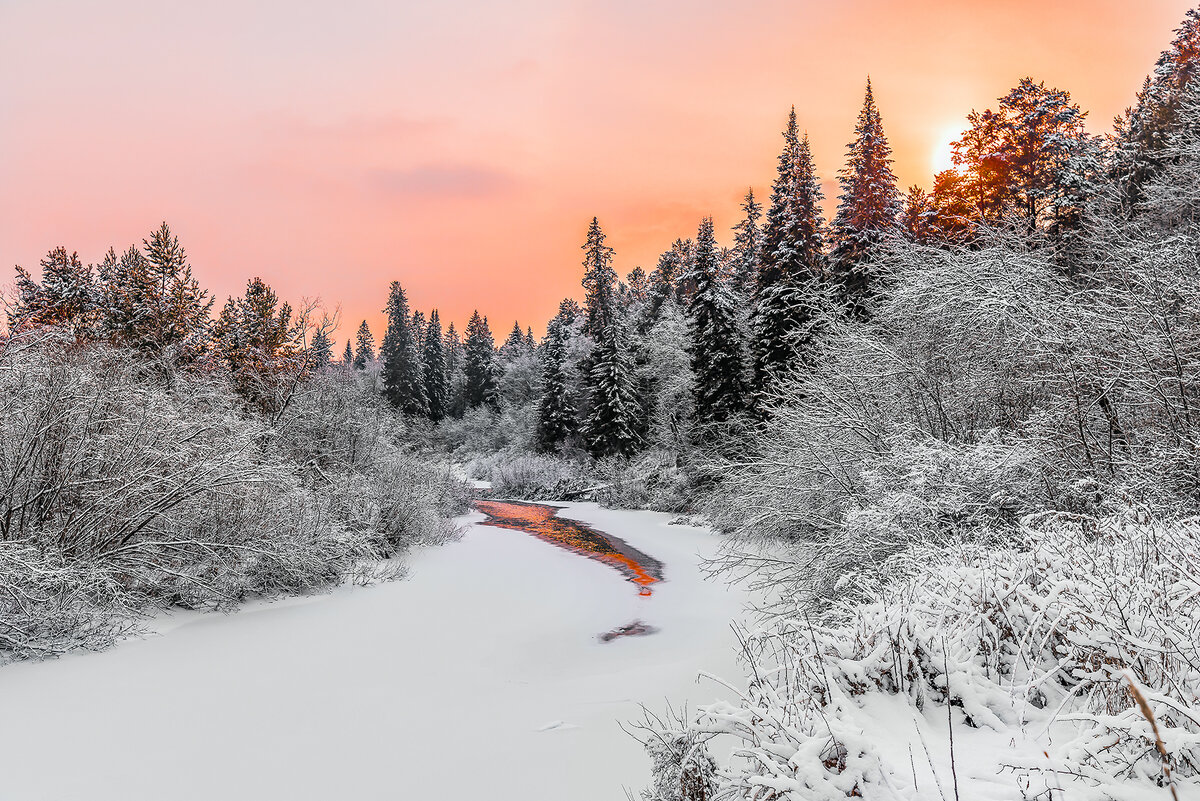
0;502;748;801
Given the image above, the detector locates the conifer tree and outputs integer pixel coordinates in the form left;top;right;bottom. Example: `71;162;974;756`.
310;327;333;367
94;223;213;360
499;320;527;362
585;315;639;458
444;322;467;418
342;339;354;367
831;80;900;314
581;217;617;340
353;321;374;369
140;222;214;359
8;247;96;335
753;111;827;398
380;281;427;415
212;277;302;408
411;310;427;353
423;309;448;422
1113;8;1200;212
687;218;748;426
731;188;763;295
536;308;578;452
463;311;499;409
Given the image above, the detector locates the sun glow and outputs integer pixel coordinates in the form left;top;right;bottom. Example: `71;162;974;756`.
931;125;962;176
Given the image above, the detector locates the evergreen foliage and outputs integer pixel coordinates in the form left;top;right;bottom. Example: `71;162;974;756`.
731;188;763;295
423;309;448;422
687;218;748;426
585;314;639;458
353;321;374;369
831;80;900;313
581;217;617;340
463;311;499;409
380;281;427;416
753;111;827;399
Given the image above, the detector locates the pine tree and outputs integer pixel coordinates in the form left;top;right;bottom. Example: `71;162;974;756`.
753;111;827;398
423;309;448;422
687;218;748;427
8;247;96;335
342;339;354;367
585;314;639;458
380;281;427;415
952;78;1093;234
353;321;374;369
900;185;936;244
212;277;302;408
581;217;617;340
831;80;900;314
464;311;499;409
731;188;763;295
93;223;212;360
139;222;214;360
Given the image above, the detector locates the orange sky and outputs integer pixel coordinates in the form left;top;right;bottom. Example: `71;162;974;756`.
1;1;1194;345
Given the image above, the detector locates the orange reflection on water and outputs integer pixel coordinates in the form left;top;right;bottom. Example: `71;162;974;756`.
474;500;663;596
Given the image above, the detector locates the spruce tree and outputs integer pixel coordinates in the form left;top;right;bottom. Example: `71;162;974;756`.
310;327;333;368
831;80;900;315
353;321;374;369
731;188;763;295
535;310;578;452
411;310;427;353
499;320;527;362
688;218;748;427
423;309;448;422
380;281;427;415
753;111;827;398
585;314;639;458
342;339;354;367
581;217;617;340
1113;8;1200;212
463;311;499;409
444;322;467;417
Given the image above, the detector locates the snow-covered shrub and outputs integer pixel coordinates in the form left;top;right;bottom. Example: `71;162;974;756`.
441;405;508;458
0;333;464;661
482;452;591;500
592;449;696;513
273;367;469;549
642;512;1200;799
628;707;719;801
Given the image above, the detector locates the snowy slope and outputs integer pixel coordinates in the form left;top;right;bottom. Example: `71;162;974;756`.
0;503;748;801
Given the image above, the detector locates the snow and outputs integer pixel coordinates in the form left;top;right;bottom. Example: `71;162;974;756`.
0;503;748;801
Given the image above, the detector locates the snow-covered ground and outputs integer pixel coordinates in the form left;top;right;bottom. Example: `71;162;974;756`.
0;503;748;801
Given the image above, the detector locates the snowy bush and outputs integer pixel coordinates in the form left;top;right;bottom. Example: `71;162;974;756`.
479;452;591;500
0;332;464;662
640;512;1200;799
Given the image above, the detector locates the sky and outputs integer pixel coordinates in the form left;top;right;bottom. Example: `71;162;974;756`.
1;1;1196;344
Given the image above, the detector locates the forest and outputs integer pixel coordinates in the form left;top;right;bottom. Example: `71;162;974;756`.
7;6;1200;800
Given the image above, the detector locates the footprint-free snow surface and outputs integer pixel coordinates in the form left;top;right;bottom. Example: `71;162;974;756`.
0;503;748;801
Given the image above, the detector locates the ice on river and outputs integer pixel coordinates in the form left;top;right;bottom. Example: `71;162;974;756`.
0;503;749;801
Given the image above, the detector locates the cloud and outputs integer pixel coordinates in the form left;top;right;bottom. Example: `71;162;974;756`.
366;164;518;199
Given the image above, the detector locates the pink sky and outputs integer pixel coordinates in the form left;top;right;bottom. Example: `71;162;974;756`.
1;1;1194;345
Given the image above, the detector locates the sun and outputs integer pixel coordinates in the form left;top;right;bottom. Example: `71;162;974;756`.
931;125;961;176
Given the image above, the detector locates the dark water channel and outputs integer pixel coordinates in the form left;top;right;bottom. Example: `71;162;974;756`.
473;499;665;641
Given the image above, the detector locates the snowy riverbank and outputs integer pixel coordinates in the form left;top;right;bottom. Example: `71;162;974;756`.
0;503;748;801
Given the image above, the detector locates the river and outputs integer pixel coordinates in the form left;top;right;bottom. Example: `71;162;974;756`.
0;501;747;801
